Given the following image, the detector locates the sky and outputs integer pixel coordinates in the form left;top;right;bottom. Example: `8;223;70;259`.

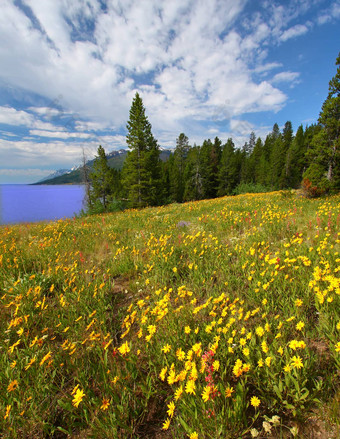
0;0;339;184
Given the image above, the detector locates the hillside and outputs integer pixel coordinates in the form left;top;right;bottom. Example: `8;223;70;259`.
1;191;339;438
35;149;171;185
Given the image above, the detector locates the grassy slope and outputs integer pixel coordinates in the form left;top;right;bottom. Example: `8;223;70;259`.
0;191;339;438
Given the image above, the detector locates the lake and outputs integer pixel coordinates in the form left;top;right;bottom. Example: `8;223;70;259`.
0;185;87;225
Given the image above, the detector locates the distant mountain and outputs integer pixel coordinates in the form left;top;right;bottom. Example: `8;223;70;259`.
34;148;172;185
36;168;78;183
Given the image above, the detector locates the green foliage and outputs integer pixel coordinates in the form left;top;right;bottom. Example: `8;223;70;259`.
122;92;162;207
1;192;339;438
89;145;120;210
304;52;340;191
233;182;270;195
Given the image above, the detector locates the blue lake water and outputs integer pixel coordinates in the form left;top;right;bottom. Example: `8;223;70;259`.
0;185;86;225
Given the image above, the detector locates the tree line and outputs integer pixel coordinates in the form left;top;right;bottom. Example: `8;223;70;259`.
87;53;339;212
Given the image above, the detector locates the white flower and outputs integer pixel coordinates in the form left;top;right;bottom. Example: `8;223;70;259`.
263;421;272;433
250;428;259;438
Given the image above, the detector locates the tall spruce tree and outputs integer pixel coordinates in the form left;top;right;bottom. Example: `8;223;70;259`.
122;92;161;207
171;133;190;202
304;52;340;190
89;145;115;210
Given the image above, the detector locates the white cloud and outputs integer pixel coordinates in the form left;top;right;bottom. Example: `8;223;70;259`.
29;130;93;139
0;168;54;177
272;71;300;84
317;1;340;25
280;24;309;41
1;0;338;182
0;106;34;126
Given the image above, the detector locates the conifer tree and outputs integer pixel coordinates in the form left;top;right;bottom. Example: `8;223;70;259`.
171;133;190;202
122;92;161;207
304;52;340;190
217;138;239;195
89;145;115;210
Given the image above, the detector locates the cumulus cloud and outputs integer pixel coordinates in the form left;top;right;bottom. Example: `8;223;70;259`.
280;24;309;41
271;71;300;84
0;0;338;182
317;1;340;24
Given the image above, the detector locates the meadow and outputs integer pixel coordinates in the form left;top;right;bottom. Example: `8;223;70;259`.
0;191;339;438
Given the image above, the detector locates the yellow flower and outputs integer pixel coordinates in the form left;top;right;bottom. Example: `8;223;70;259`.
118;341;130;355
172;267;177;273
243;347;250;357
335;342;340;352
167;401;175;418
284;364;291;372
225;386;234;398
212;360;220;371
265;356;272;367
176;348;186;361
7;380;18;392
72;388;85;407
161;344;171;354
100;398;110;411
295;298;303;307
291;355;303;369
250;396;260;408
202;385;211;402
184;326;191;334
162;417;171;430
188;433;198;439
4;405;11;420
40;351;52;366
185;380;196;395
25;357;36;370
296;321;305;331
174;385;183;401
159;367;167;381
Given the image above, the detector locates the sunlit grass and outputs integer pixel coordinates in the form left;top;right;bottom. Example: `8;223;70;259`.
0;191;339;438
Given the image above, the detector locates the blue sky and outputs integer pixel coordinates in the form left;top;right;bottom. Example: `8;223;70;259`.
0;0;339;183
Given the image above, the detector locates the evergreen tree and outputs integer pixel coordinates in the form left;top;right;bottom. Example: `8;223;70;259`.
183;146;203;201
171;133;190;202
279;121;294;188
217;138;239;195
89;145;116;210
200;139;215;198
284;125;306;188
305;52;340;190
122;92;161;207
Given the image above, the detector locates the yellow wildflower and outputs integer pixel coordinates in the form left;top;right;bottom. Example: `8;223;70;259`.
167;401;175;418
7;380;18;392
185;380;196;394
118;341;130;355
250;396;260;408
225;386;234;398
72;388;85;407
162;417;171;430
100;398;110;411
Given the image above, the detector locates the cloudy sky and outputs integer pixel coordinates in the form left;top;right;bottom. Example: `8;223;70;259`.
0;0;339;183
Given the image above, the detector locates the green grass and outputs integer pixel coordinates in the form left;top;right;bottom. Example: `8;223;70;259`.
0;191;339;438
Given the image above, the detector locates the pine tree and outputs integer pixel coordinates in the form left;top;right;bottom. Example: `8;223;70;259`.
183;146;202;201
304;52;340;190
89;145;115;210
122;92;161;207
217;138;240;195
171;133;190;202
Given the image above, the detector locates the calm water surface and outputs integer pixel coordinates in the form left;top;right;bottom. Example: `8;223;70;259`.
0;185;86;225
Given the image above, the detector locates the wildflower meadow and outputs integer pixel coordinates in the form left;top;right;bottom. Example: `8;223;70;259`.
0;191;339;438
